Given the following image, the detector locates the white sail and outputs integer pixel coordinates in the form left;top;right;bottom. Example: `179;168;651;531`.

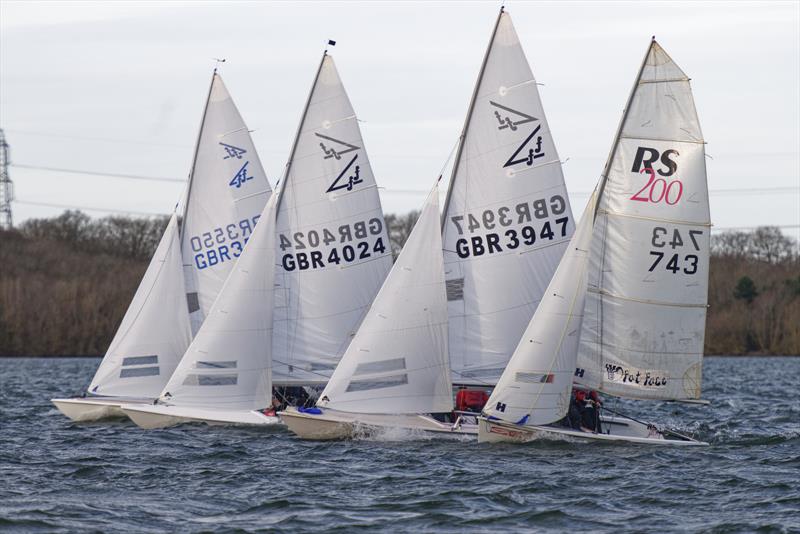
272;53;393;384
442;9;575;385
157;193;278;410
181;72;272;335
89;214;191;397
318;186;451;414
482;194;596;426
575;40;710;401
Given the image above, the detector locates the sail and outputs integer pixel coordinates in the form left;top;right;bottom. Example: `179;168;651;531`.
272;54;393;384
318;187;451;414
483;194;596;426
575;40;710;401
181;73;272;335
158;194;278;411
441;9;575;385
89;214;191;397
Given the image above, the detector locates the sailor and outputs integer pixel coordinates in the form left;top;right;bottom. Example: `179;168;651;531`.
567;389;587;430
582;390;602;433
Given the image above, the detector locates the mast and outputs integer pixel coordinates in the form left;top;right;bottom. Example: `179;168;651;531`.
440;6;505;228
179;69;217;244
274;49;329;214
593;37;656;219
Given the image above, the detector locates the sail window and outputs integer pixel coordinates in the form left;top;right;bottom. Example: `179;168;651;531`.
119;366;159;378
353;358;406;376
446;278;465;301
515;372;555;384
346;374;408;392
186;292;200;313
196;361;237;369
121;355;158;366
183;374;238;386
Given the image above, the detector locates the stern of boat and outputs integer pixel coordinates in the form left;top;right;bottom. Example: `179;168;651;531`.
478;417;535;443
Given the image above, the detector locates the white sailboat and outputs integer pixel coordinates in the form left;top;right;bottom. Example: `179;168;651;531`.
124;49;393;428
281;8;576;439
279;183;461;439
52;71;272;422
478;38;710;446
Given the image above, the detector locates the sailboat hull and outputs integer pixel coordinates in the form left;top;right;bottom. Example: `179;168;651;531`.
478;416;707;446
122;404;280;429
51;396;150;422
279;407;478;440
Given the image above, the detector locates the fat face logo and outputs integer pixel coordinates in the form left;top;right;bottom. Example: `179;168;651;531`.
316;133;360;160
490;101;537;131
632;146;679;177
326;154;363;193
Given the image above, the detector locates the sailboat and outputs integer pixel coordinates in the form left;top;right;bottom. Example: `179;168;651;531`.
478;38;710;446
280;8;577;439
123;48;393;429
51;71;272;422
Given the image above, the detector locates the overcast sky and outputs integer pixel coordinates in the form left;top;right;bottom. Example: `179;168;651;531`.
1;0;798;239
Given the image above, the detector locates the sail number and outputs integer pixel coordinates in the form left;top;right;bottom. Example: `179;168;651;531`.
648;227;703;275
279;218;388;272
449;195;570;259
190;215;260;270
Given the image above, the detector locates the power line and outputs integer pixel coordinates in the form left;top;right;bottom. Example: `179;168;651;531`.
10;163;185;183
15;199;168;217
9;162;800;197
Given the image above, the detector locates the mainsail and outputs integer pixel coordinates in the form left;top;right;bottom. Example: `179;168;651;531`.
575;39;710;401
181;72;272;335
318;186;451;414
89;214;192;397
272;53;393;384
157;194;278;410
482;194;596;425
442;8;575;385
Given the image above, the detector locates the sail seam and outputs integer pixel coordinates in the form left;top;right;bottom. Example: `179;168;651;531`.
588;287;707;308
619;134;705;144
638;77;689;84
598;208;712;227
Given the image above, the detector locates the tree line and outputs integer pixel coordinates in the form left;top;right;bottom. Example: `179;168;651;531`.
0;210;797;356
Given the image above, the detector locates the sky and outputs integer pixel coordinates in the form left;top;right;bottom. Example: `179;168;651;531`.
1;0;798;239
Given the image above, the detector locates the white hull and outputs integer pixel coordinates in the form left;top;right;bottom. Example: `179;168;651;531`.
122;403;280;429
279;407;478;440
478;415;707;446
51;396;150;422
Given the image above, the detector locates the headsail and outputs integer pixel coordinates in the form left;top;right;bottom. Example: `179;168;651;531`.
318;186;451;414
575;40;710;401
181;72;272;335
157;193;278;410
89;214;191;397
272;53;393;384
482;194;596;426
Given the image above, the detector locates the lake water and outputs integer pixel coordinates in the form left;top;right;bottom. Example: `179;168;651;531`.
1;356;798;532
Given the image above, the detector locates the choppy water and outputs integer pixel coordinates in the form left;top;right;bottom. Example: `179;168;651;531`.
1;357;799;533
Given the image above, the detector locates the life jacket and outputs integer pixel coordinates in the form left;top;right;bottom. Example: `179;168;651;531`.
455;389;489;412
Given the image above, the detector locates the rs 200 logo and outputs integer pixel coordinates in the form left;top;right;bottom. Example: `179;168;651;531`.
630;146;682;205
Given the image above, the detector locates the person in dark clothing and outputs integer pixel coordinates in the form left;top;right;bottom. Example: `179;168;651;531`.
567;389;587;430
582;390;602;433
